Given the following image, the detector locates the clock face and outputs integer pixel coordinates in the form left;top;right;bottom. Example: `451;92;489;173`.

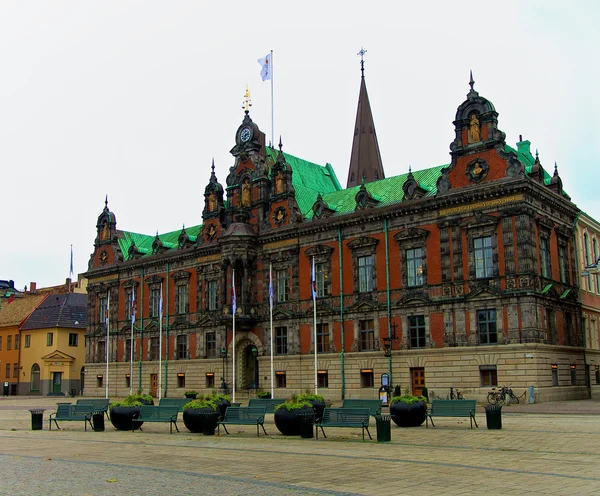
240;127;251;142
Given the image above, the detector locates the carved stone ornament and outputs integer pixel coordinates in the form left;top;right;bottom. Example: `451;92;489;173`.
466;158;489;183
100;250;108;265
205;223;218;241
506;154;524;178
436;173;451;194
273;207;287;225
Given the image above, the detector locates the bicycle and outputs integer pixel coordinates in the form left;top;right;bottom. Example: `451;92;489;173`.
487;385;519;405
448;386;464;400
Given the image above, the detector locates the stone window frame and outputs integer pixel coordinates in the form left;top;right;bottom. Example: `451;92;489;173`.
316;322;331;353
537;217;554;280
97;340;106;363
360;369;374;388
196;263;221;313
171;270;191;316
275;268;290;302
394;228;429;289
305;245;335;299
176;334;188;359
205;331;217;358
144;275;164;320
206;280;219;311
476;308;498;345
348;236;379;295
275;326;288;355
149;337;159;361
463;215;500;281
479;365;498;387
125;338;133;361
98;294;108;327
359;319;375;351
275;371;287;388
555;226;572;286
317;370;329;388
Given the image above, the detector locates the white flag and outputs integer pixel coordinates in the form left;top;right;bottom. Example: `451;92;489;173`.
258;53;271;81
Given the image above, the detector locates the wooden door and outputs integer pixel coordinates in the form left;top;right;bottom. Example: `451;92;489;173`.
52;372;62;394
411;368;425;396
150;374;158;397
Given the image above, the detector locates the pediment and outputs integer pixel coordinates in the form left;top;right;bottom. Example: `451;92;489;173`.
273;306;295;319
304;300;335;317
196;314;219;327
41;350;75;362
145;321;159;332
465;284;504;300
394;228;430;243
144;275;164;285
397;291;432;306
170;318;191;330
560;288;578;302
346;298;379;313
461;212;499;229
536;216;555;232
540;283;560;299
305;244;334;258
347;236;379;250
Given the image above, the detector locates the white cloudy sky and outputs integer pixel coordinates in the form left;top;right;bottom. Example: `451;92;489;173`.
1;0;598;289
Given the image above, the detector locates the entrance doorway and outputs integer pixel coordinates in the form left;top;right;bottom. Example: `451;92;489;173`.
52;372;63;394
411;367;425;396
243;344;259;390
151;374;158;397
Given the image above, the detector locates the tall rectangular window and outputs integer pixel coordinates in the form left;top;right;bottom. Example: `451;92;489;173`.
150;337;159;361
547;308;557;345
207;280;218;311
46;333;53;346
570;365;577;386
357;255;374;292
6;335;11;350
205;373;215;389
126;375;131;388
14;334;19;350
276;269;289;302
565;312;573;346
316;262;328;297
406;247;424;287
477;309;497;344
540;236;551;278
69;333;78;347
558;245;568;283
5;363;10;378
359;320;375;351
0;336;2;350
177;335;187;359
176;284;189;315
24;335;30;348
275;326;288;355
177;373;185;388
551;364;559;386
408;315;426;348
276;371;286;388
98;295;107;325
150;289;160;318
125;338;132;361
316;323;329;353
97;341;106;362
205;331;216;358
360;369;374;388
125;291;133;321
474;236;493;278
480;365;497;387
13;363;18;379
317;370;329;388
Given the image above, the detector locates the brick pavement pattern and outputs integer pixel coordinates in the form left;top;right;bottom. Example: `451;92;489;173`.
1;396;600;495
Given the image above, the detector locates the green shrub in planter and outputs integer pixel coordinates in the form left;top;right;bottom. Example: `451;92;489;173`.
257;391;272;399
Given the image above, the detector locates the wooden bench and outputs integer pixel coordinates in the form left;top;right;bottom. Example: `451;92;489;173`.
247;398;285;413
217;406;267;437
49;404;94;431
159;398;192;411
426;399;478;429
316;407;372;440
341;399;383;417
131;405;180;433
76;399;110;419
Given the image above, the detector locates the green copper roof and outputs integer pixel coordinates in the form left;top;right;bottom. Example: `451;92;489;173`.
265;147;342;215
118;225;202;259
305;165;446;219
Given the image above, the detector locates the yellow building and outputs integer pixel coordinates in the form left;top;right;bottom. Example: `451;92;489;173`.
20;293;87;396
0;293;46;395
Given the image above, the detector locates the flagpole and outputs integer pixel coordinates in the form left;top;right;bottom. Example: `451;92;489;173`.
158;282;163;401
69;245;74;292
269;263;274;399
313;256;318;395
105;290;110;400
232;268;236;404
130;286;135;395
270;49;274;148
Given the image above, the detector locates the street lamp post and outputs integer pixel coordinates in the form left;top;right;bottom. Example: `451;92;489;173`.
220;348;227;391
251;345;258;389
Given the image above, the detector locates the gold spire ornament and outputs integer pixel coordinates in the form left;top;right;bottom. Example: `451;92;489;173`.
242;85;252;112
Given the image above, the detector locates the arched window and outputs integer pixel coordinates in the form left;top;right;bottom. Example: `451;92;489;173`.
30;363;40;392
584;233;591;291
594;238;599;294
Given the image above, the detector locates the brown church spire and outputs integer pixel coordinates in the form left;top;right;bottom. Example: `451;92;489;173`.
346;48;385;188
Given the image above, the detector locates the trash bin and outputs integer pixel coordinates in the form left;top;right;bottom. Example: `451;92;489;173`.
299;412;315;439
3;382;9;396
92;411;105;432
200;411;219;436
29;409;45;430
485;404;502;429
375;415;391;442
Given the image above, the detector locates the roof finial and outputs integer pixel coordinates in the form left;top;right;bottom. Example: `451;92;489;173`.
357;47;367;78
554;162;558;174
469;70;475;91
278;135;283;151
535;148;539;159
242;85;252;114
409;165;412;173
211;158;215;174
105;195;108;208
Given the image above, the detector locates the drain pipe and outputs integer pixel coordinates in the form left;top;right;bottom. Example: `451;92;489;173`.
338;227;345;400
384;217;392;387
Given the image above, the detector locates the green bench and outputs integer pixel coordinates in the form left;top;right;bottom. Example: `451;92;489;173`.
426;399;478;429
218;406;267;437
247;398;285;413
132;405;180;433
341;399;382;416
49;404;94;431
76;398;111;419
316;407;372;440
159;398;192;411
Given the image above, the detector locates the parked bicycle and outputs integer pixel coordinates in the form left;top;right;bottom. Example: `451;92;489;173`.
487;385;520;405
448;386;464;400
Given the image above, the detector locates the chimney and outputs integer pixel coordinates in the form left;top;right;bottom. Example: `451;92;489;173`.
30;282;37;293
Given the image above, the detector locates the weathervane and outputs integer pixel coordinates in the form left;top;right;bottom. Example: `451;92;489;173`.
242;85;252;113
357;47;367;77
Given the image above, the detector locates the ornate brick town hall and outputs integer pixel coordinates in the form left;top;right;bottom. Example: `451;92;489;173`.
84;67;598;403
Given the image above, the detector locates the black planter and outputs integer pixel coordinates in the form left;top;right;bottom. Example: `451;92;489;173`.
390;400;427;427
184;393;198;400
110;406;142;431
309;400;326;422
183;407;215;433
216;399;231;421
274;407;313;436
